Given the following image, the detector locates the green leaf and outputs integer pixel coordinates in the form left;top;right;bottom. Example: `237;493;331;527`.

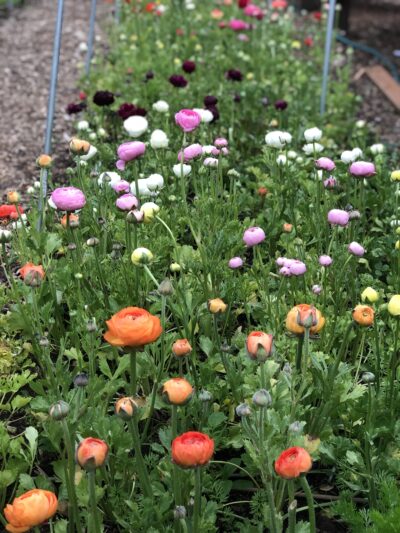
11;395;32;410
24;426;38;459
208;412;227;428
98;357;113;379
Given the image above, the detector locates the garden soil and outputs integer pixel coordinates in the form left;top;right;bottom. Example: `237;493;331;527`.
0;0;111;197
0;1;398;196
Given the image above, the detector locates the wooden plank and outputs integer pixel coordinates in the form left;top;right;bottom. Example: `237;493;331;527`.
364;65;400;110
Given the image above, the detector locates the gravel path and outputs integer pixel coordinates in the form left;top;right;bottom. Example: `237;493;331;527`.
0;0;111;196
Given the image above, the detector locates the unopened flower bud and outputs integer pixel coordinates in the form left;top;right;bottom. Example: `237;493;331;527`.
283;362;292;375
131;247;153;265
74;373;89;388
0;230;12;244
172;339;192;357
86;319;97;332
236;403;252;417
49;400;70;421
69;138;90;155
158;278;174;296
39;337;49;347
37;154;52;168
86;237;100;247
252;389;272;407
68;243;77;251
289;421;304;434
126;209;144;224
174;506;187;519
170;262;181;273
115;397;138;420
208;298;227;313
24;270;43;287
361;371;375;384
7;191;20;204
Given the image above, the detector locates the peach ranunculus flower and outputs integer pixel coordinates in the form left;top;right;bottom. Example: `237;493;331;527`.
18;263;45;285
104;307;162;347
211;8;224;19
172;338;192;357
76;437;109;470
4;489;58;533
286;304;325;335
352;305;374;327
162;378;193;405
246;331;274;361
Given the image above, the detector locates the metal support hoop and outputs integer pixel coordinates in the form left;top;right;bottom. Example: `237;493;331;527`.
85;0;98;75
320;0;336;115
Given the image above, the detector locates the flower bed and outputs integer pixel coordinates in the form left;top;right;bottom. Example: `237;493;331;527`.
1;1;400;532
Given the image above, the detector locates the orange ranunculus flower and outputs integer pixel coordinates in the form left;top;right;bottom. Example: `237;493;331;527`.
172;431;214;468
352;305;374;327
18;263;45;285
283;223;293;233
115;396;144;420
0;204;24;220
211;8;224;19
37;154;52;168
246;331;274;361
208;298;227;314
103;307;162;348
69;138;90;155
172;339;192;357
4;489;58;533
274;446;312;479
60;213;80;228
76;437;109;470
162;378;193;405
286;304;325;335
7;191;20;204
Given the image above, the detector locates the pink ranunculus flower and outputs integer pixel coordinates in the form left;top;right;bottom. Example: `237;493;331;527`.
211;148;220;156
319;255;333;267
229;19;250;31
178;143;203;162
323;176;337;189
279;266;291;276
115;193;139;211
228;256;244;269
315;157;336;171
348;241;365;256
51;187;86;211
204;157;219;167
214;138;228;147
175;109;202;133
244;4;264;18
327;209;350;227
112;180;131;194
289;260;307;276
349;161;376;177
116;141;146;171
243;226;266;247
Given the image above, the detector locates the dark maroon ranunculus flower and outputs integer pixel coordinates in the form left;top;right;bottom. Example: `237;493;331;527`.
145;70;154;80
66;102;86;114
233;93;242;103
93;90;115;106
134;107;147;116
274;99;288;110
169;74;188;88
226;69;243;82
207;105;220;122
118;103;137;120
182;60;196;74
204;95;218;106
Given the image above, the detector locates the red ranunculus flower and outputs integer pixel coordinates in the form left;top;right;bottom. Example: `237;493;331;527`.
275;446;312;479
172;431;214;468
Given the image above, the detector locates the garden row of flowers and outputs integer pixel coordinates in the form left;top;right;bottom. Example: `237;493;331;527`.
1;0;400;531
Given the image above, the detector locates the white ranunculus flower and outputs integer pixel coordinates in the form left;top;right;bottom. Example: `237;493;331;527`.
265;130;292;149
303;143;323;155
150;129;169;149
146;173;164;191
287;150;297;159
296;156;304;164
98;171;121;187
80;145;98;160
340;150;355;164
355;120;366;128
202;145;215;155
131;178;152;197
34;181;41;189
193;108;213;124
97;128;107;137
276;154;287;166
124;115;148;137
203;157;218;167
370;143;385;155
304;127;322;142
152;100;169;113
173;164;191;177
88;132;97;141
352;147;363;159
77;120;89;131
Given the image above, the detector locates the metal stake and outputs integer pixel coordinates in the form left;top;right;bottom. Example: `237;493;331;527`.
115;0;121;23
39;0;64;228
320;0;337;115
85;0;98;75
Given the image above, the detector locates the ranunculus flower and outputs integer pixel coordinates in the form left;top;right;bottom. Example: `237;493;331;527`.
98;171;122;187
118;103;137;120
146;173;164;192
246;331;273;361
169;74;188;88
208;298;227;313
228;256;243;269
80;145;97;161
193;108;214;123
104;307;162;347
51;187;86;211
93;90;114;106
286;304;325;335
275;446;312;479
150;129;169;149
229;19;250;31
352;305;374;326
214;137;228;147
361;287;378;303
131;247;153;265
388;295;400;316
178;143;203;162
243;226;265;247
204;157;218;167
173;164;192;177
116;141;146;170
303;142;323;154
204;95;218;106
152;100;169;113
348;241;365;256
323;176;337;189
289;260;307;276
315;157;335;171
319;255;332;267
226;69;243;81
172;339;192;357
175;109;202;132
112;180;131;194
162;377;193;405
0;204;23;220
69;138;90;155
76;437;109;470
304;127;322;142
244;4;264;17
327;209;349;227
123;115;149;137
349;161;376;177
265;130;292;148
182;60;196;73
115;397;140;420
274;99;288;110
116;193;139;211
172;431;214;468
4;489;58;533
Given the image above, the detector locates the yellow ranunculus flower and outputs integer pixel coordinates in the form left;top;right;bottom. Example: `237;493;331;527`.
361;287;379;303
388;295;400;316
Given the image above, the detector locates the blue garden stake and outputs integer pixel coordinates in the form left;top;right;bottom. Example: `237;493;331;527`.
115;0;121;23
320;0;336;115
85;0;98;75
38;0;64;229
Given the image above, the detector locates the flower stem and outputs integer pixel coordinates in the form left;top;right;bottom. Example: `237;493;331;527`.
287;480;297;533
130;349;137;397
193;467;202;533
88;470;101;533
61;420;82;533
299;475;316;533
128;418;153;499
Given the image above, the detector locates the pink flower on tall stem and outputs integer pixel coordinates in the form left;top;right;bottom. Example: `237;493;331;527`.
349;161;376;177
327;209;349;227
51;187;86;211
116;194;139;211
116;141;146;171
178;143;203;162
175;109;202;133
243;227;265;247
